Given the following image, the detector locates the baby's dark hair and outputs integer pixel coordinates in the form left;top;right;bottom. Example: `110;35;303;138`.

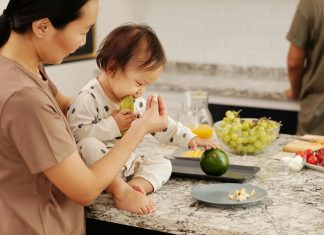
96;23;166;73
0;0;89;47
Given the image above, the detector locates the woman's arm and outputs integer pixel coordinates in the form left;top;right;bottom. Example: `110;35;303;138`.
43;126;146;205
287;43;306;99
44;95;168;205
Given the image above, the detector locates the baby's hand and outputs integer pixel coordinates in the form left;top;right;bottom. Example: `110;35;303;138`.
112;109;137;131
188;137;218;150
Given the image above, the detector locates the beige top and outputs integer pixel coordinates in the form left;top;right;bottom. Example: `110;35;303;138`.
286;0;324;135
0;55;84;235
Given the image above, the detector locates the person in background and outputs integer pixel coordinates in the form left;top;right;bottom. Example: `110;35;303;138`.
285;0;324;135
67;23;217;214
0;1;169;234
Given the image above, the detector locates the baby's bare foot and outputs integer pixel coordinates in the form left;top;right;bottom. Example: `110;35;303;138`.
113;187;155;214
128;182;146;195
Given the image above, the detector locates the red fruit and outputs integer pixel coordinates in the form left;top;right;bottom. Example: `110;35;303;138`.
296;151;307;160
315;152;323;164
304;149;313;158
319;148;324;155
307;155;318;165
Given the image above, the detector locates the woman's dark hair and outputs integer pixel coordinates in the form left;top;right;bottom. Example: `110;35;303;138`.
96;23;166;73
0;0;89;47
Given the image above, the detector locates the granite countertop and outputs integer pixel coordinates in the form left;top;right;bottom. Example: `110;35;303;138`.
149;63;298;107
86;134;324;235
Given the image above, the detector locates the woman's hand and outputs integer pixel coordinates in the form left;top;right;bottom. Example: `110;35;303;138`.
132;94;168;134
188;137;218;150
283;89;297;100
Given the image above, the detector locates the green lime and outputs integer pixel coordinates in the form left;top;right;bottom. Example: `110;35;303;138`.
200;148;229;176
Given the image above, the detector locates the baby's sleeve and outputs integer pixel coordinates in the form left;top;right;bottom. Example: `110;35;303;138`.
67;91;121;142
136;97;196;147
134;97;146;117
153;117;196;148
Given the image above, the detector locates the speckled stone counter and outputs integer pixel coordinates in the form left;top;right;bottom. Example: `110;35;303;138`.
86;134;324;235
152;63;291;102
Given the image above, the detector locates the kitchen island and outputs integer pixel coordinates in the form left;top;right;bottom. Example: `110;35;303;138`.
86;134;324;235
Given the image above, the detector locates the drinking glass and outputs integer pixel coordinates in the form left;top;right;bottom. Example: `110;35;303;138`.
178;91;214;139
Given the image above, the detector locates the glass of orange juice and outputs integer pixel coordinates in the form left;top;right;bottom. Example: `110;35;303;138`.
191;124;214;139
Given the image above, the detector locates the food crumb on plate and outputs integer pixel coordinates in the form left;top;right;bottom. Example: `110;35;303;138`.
228;188;255;201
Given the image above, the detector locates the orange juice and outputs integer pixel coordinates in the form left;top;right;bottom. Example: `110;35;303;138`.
191;124;214;139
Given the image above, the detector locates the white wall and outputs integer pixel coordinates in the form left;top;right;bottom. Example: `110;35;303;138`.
1;0;300;95
98;0;299;68
0;2;6;11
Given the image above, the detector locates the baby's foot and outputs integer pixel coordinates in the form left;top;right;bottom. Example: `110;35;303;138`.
113;187;155;214
128;182;146;195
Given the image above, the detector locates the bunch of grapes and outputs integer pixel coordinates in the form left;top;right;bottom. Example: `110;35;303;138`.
215;110;280;155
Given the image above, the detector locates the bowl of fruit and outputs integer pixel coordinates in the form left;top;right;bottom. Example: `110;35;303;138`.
214;110;281;155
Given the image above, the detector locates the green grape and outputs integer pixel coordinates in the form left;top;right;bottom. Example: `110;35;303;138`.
249;128;256;136
235;144;243;153
255;143;265;152
231;133;238;140
259;133;267;143
225;110;235;120
254;140;262;149
222;117;231;124
231;122;242;131
242;136;249;144
233;118;240;124
236;137;243;145
257;119;268;129
230;140;237;148
225;124;232;130
242;131;249;137
255;126;265;132
242;121;250;130
223;134;231;144
247;145;255;154
248;135;257;143
220;127;229;135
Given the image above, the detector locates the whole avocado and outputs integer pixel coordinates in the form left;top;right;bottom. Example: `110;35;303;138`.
200;148;229;176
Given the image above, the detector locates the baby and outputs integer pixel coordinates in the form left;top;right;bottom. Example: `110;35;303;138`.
67;23;216;214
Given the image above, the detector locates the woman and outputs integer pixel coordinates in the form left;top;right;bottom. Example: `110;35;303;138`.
0;1;168;234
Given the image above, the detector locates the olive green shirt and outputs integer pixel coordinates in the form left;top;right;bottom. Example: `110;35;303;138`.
287;0;324;135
